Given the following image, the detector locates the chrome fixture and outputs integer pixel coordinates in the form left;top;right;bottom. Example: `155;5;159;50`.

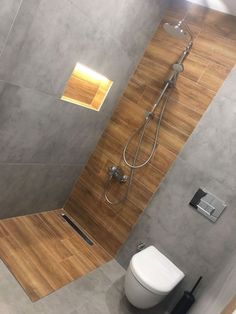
189;188;227;222
163;19;193;42
108;166;128;183
104;166;129;205
104;18;194;205
61;213;94;245
137;242;146;252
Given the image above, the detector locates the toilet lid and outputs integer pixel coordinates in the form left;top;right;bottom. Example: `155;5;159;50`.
130;246;184;295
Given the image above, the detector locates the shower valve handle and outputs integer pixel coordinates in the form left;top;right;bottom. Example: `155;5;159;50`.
145;111;154;120
108;166;128;183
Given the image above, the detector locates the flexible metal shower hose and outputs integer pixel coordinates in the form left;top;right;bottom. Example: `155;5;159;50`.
104;18;193;205
104;86;174;205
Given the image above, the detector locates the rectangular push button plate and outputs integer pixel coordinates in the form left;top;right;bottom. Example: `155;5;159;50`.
189;188;227;222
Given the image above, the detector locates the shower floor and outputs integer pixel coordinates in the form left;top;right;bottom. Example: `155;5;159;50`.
0;209;112;302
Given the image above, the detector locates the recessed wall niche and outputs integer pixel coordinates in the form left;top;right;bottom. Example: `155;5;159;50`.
61;63;113;111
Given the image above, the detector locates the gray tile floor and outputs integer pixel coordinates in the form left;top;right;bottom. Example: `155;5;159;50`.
0;259;155;314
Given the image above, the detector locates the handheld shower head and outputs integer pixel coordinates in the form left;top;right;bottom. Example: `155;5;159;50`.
172;63;184;73
163;20;193;43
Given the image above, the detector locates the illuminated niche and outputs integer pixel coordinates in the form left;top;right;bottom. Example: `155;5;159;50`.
61;63;113;111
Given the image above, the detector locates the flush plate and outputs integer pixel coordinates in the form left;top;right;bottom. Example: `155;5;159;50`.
189;188;227;222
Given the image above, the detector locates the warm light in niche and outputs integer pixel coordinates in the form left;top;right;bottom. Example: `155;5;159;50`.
61;63;113;111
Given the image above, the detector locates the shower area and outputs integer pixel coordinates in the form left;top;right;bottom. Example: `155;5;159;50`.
65;7;212;256
64;17;195;255
104;19;193;206
0;0;236;309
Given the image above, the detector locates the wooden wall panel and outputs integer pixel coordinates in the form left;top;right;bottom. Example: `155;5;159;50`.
65;0;236;256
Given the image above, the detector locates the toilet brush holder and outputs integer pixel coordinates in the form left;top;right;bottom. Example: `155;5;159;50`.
170;276;202;314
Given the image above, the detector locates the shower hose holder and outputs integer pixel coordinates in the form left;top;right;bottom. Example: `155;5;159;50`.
108;166;128;183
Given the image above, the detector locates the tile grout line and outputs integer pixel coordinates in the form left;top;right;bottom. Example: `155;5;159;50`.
0;0;24;60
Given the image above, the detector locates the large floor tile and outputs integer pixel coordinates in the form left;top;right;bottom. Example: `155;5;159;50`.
69;0;168;58
180;95;236;191
0;163;84;218
0;259;146;314
0;82;110;165
0;0;134;97
214;65;236;102
0;0;22;53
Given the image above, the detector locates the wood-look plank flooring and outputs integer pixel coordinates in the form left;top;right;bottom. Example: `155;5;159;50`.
0;210;112;302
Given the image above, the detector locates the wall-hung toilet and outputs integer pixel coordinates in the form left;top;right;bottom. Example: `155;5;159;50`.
124;245;184;309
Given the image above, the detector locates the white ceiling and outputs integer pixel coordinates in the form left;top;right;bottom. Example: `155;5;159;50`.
187;0;236;16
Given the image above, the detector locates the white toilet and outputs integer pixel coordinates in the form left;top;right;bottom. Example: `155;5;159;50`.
124;246;184;309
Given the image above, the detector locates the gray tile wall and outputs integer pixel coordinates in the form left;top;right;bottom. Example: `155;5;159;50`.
0;0;168;218
116;67;236;313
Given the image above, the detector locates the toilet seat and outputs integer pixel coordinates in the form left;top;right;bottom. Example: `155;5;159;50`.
130;246;184;295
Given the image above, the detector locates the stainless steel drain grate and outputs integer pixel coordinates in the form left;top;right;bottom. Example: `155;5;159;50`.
61;213;94;246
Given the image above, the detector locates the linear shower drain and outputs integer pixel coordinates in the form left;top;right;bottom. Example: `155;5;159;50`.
61;213;94;246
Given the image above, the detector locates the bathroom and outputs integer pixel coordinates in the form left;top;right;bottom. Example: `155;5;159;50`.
0;0;236;313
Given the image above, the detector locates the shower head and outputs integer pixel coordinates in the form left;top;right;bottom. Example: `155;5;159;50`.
163;20;193;43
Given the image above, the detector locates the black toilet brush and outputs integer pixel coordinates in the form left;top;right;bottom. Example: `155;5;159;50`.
170;276;202;314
